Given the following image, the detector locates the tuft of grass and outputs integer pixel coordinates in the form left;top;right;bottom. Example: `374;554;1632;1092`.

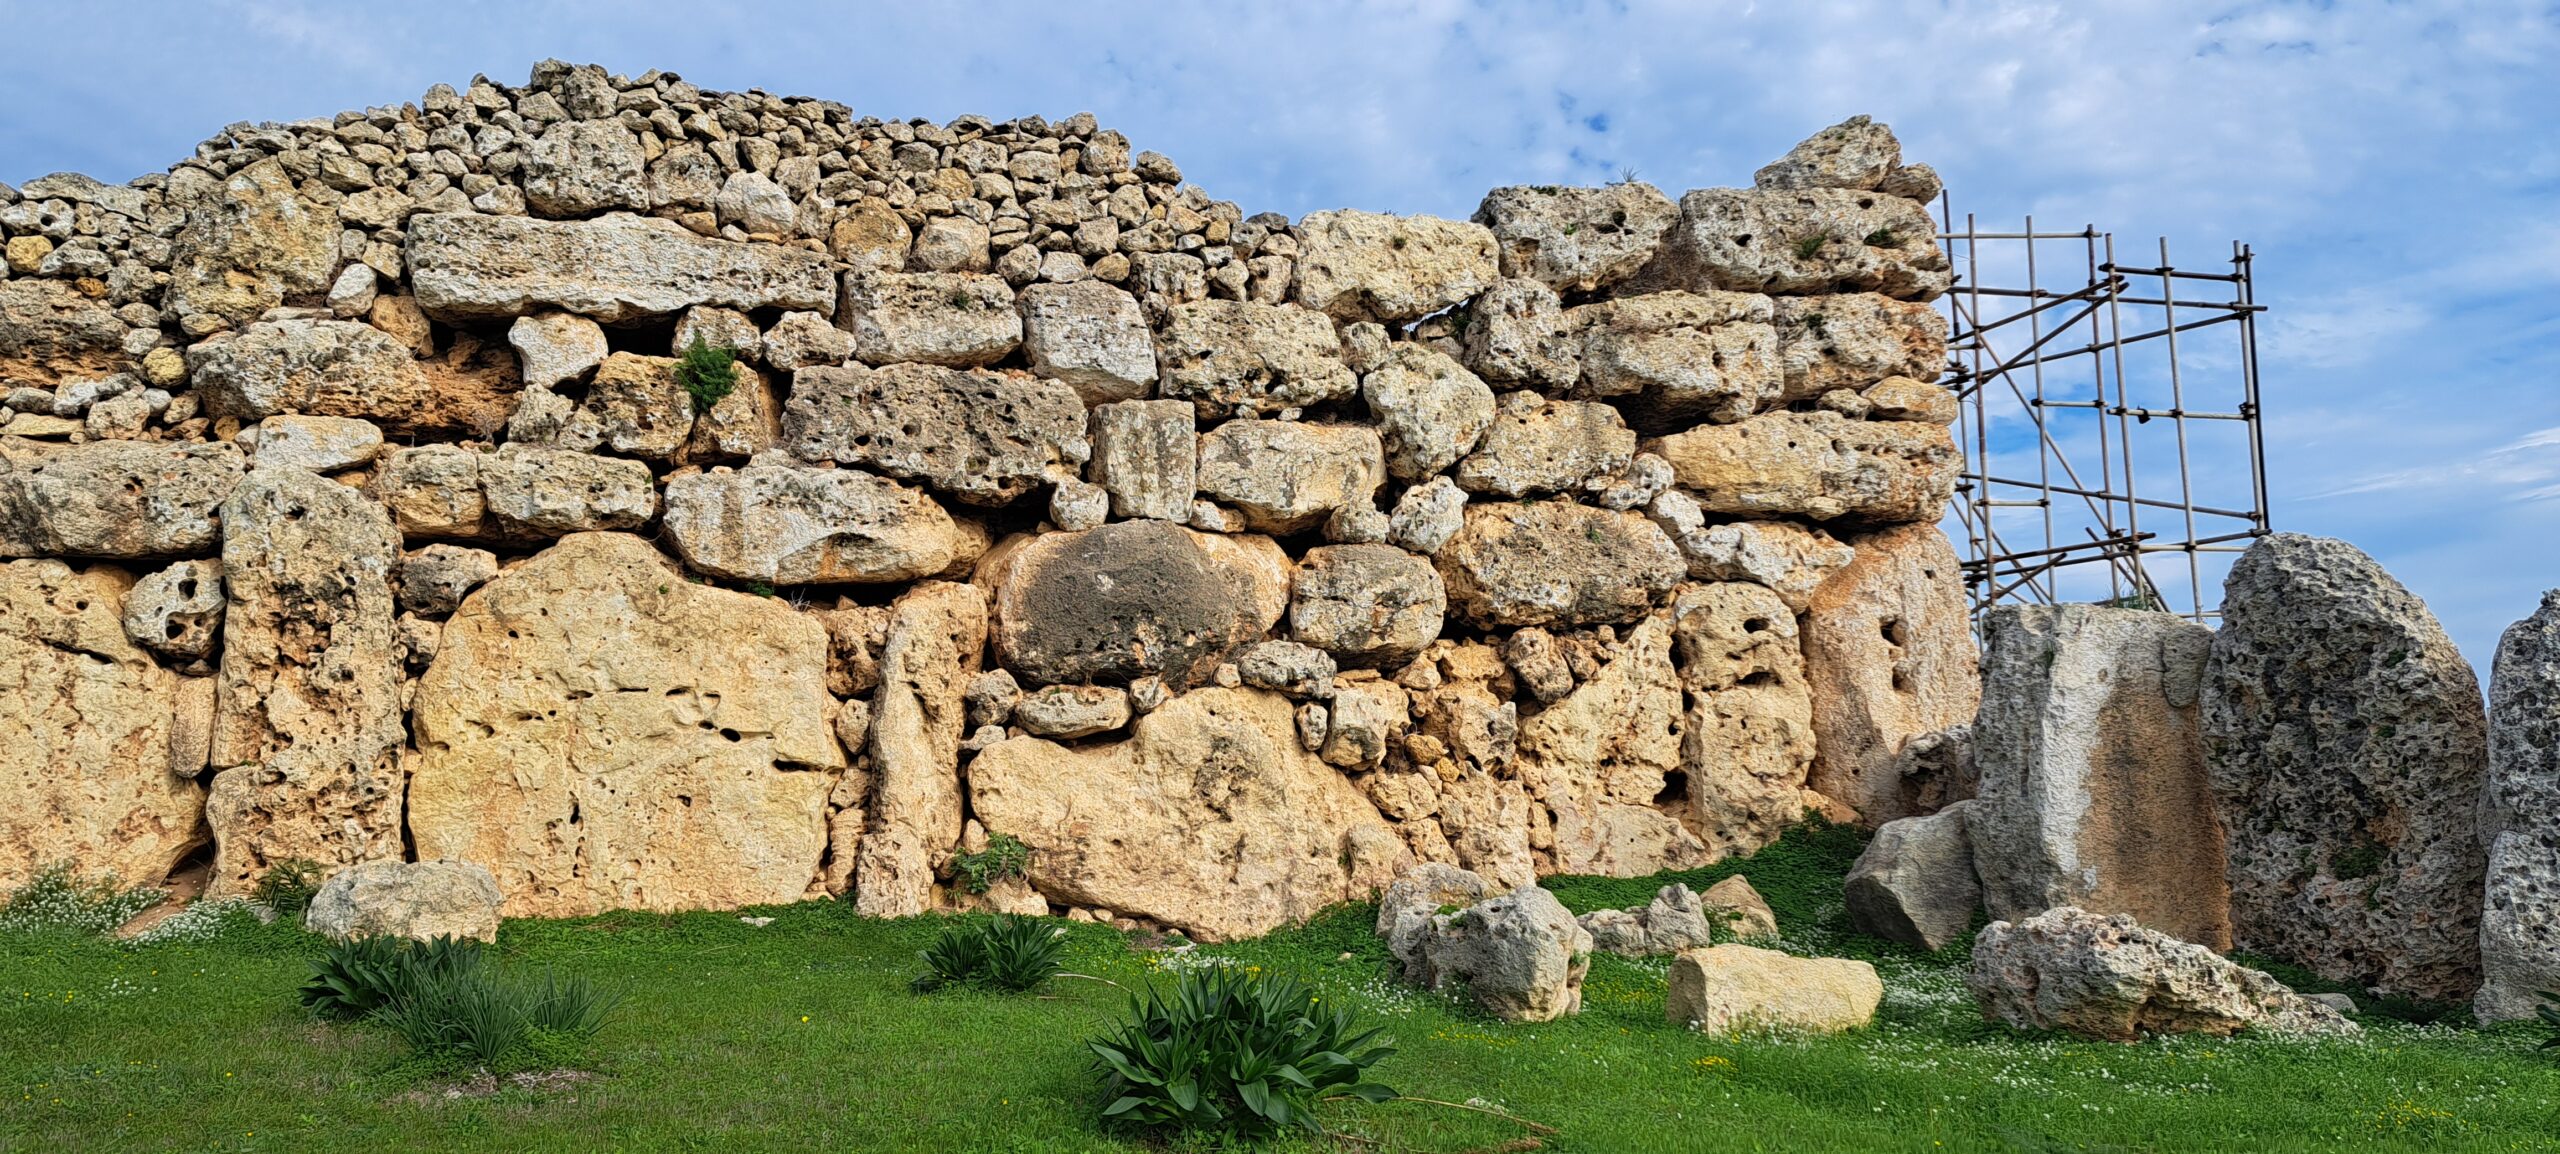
1795;232;1832;260
1863;227;1902;248
674;334;737;411
252;859;327;919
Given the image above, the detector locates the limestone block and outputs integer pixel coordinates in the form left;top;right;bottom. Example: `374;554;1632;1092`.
1196;420;1383;534
1293;209;1497;323
839;272;1021;367
1803;523;1978;826
1018;281;1154;406
1846;800;1982;952
121;558;225;661
969;687;1410;941
1668;945;1881;1035
1970;605;2229;949
407;533;844;918
1570;290;1781;429
241;415;384;473
851;582;986;918
1154;299;1357;418
1969;907;2359;1041
1360;345;1496;482
1648;410;1958;524
2202;533;2487;1003
303;860;504;943
1635;186;1951;301
984;520;1286;687
1289;544;1446;667
785;363;1088;507
2482;590;2560;1021
1772;294;1945;402
0;433;246;558
406;211;836;323
1452;395;1635;499
1436;501;1682;628
1417;886;1592;1021
1473;183;1679;295
1086;399;1195;521
163;158;339;324
662;463;984;586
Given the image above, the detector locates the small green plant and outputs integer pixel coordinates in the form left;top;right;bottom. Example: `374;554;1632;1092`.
1863;227;1902;248
1611;166;1641;186
675;334;738;411
373;963;620;1071
1794;232;1832;260
298;934;488;1021
911;915;1067;993
1089;966;1398;1140
1800;312;1828;337
0;862;163;937
745;580;776;598
253;858;327;917
2537;990;2560;1052
951;832;1032;895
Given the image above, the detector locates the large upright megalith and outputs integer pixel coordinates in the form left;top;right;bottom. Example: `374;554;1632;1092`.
2201;533;2487;1002
2480;590;2560;1021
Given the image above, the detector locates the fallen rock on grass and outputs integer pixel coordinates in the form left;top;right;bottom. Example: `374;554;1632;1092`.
1666;944;1881;1035
1967;906;2360;1042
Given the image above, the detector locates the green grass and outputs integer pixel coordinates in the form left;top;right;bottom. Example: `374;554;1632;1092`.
6;823;2557;1152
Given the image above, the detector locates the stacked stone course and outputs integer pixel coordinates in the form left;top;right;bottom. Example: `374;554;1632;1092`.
0;65;1975;940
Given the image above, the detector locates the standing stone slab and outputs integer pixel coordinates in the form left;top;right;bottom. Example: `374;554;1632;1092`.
2480;590;2560;1021
1969;605;2230;950
851;582;987;918
2202;533;2487;1003
1803;523;1979;826
205;466;407;897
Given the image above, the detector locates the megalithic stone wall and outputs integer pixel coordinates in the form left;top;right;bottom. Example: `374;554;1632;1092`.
0;62;1974;939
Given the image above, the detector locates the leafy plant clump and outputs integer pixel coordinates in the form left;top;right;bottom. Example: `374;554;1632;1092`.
951;832;1032;894
1795;231;1832;260
675;334;738;410
0;862;164;937
1089;967;1398;1141
1863;227;1902;248
300;934;488;1020
253;858;328;918
912;915;1068;994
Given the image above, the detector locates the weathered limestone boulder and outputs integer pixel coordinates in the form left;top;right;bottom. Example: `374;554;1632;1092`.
1459;278;1579;390
1863;377;1959;425
984;520;1286;687
186;320;432;431
1018;281;1154;405
1086;399;1196;521
1453;395;1635;498
1154;299;1358;417
0;560;205;893
1581;883;1718;956
0;440;244;559
682;364;783;464
829;198;912;273
303;860;505;944
1754;116;1908;192
1236;640;1337;698
851;582;986;917
1671;582;1821;858
1667;946;1882;1035
1473;183;1679;295
1701;875;1782;940
1387;476;1467;556
713;170;797;235
840;272;1021;367
1649;410;1957;524
2481;591;2560;1022
1571;290;1781;429
163;157;340;324
785;363;1089;507
1804;524;1978;826
523;119;650;216
1437;501;1683;628
1519;614;1709;876
1771;294;1945;402
372;445;488;539
1417;885;1591;1021
241;415;384;473
407;533;844;918
555;353;693;461
397;544;498;617
2202;533;2487;1003
1375;863;1501;981
1645;500;1853;611
1970;605;2229;949
1360;345;1497;482
1289;544;1446;667
1293;210;1497;323
508;312;610;388
206;466;407;896
0;279;127;379
760;310;853;374
1635;187;1951;301
1322;677;1409;770
1196;420;1383;534
1969;907;2359;1041
478;445;658;538
122;558;225;661
1847;800;1982;951
662;464;983;586
406;212;836;323
1012;684;1133;739
969;687;1410;941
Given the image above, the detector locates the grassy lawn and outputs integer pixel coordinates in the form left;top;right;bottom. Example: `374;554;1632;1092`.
5;824;2556;1153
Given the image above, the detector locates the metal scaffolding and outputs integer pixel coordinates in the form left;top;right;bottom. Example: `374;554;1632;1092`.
1935;206;2271;627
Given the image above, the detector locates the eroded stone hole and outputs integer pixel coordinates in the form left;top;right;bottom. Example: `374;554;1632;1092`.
1655;770;1690;806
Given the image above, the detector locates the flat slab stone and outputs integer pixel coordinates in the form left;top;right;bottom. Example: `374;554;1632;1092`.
406;212;836;324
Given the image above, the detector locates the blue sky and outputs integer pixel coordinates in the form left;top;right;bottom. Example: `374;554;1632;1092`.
4;0;2554;669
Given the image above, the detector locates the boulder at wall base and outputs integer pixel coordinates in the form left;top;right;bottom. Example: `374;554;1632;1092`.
1968;906;2360;1042
1845;800;1982;952
205;466;407;897
1969;604;2230;950
1802;523;1978;827
1666;945;1882;1035
966;687;1411;942
0;560;206;894
2201;533;2487;1004
302;860;504;943
1375;863;1502;981
405;532;844;919
1416;885;1592;1022
2478;590;2560;1022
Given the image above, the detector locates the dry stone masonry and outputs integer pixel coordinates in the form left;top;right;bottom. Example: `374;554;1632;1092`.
0;64;1974;940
